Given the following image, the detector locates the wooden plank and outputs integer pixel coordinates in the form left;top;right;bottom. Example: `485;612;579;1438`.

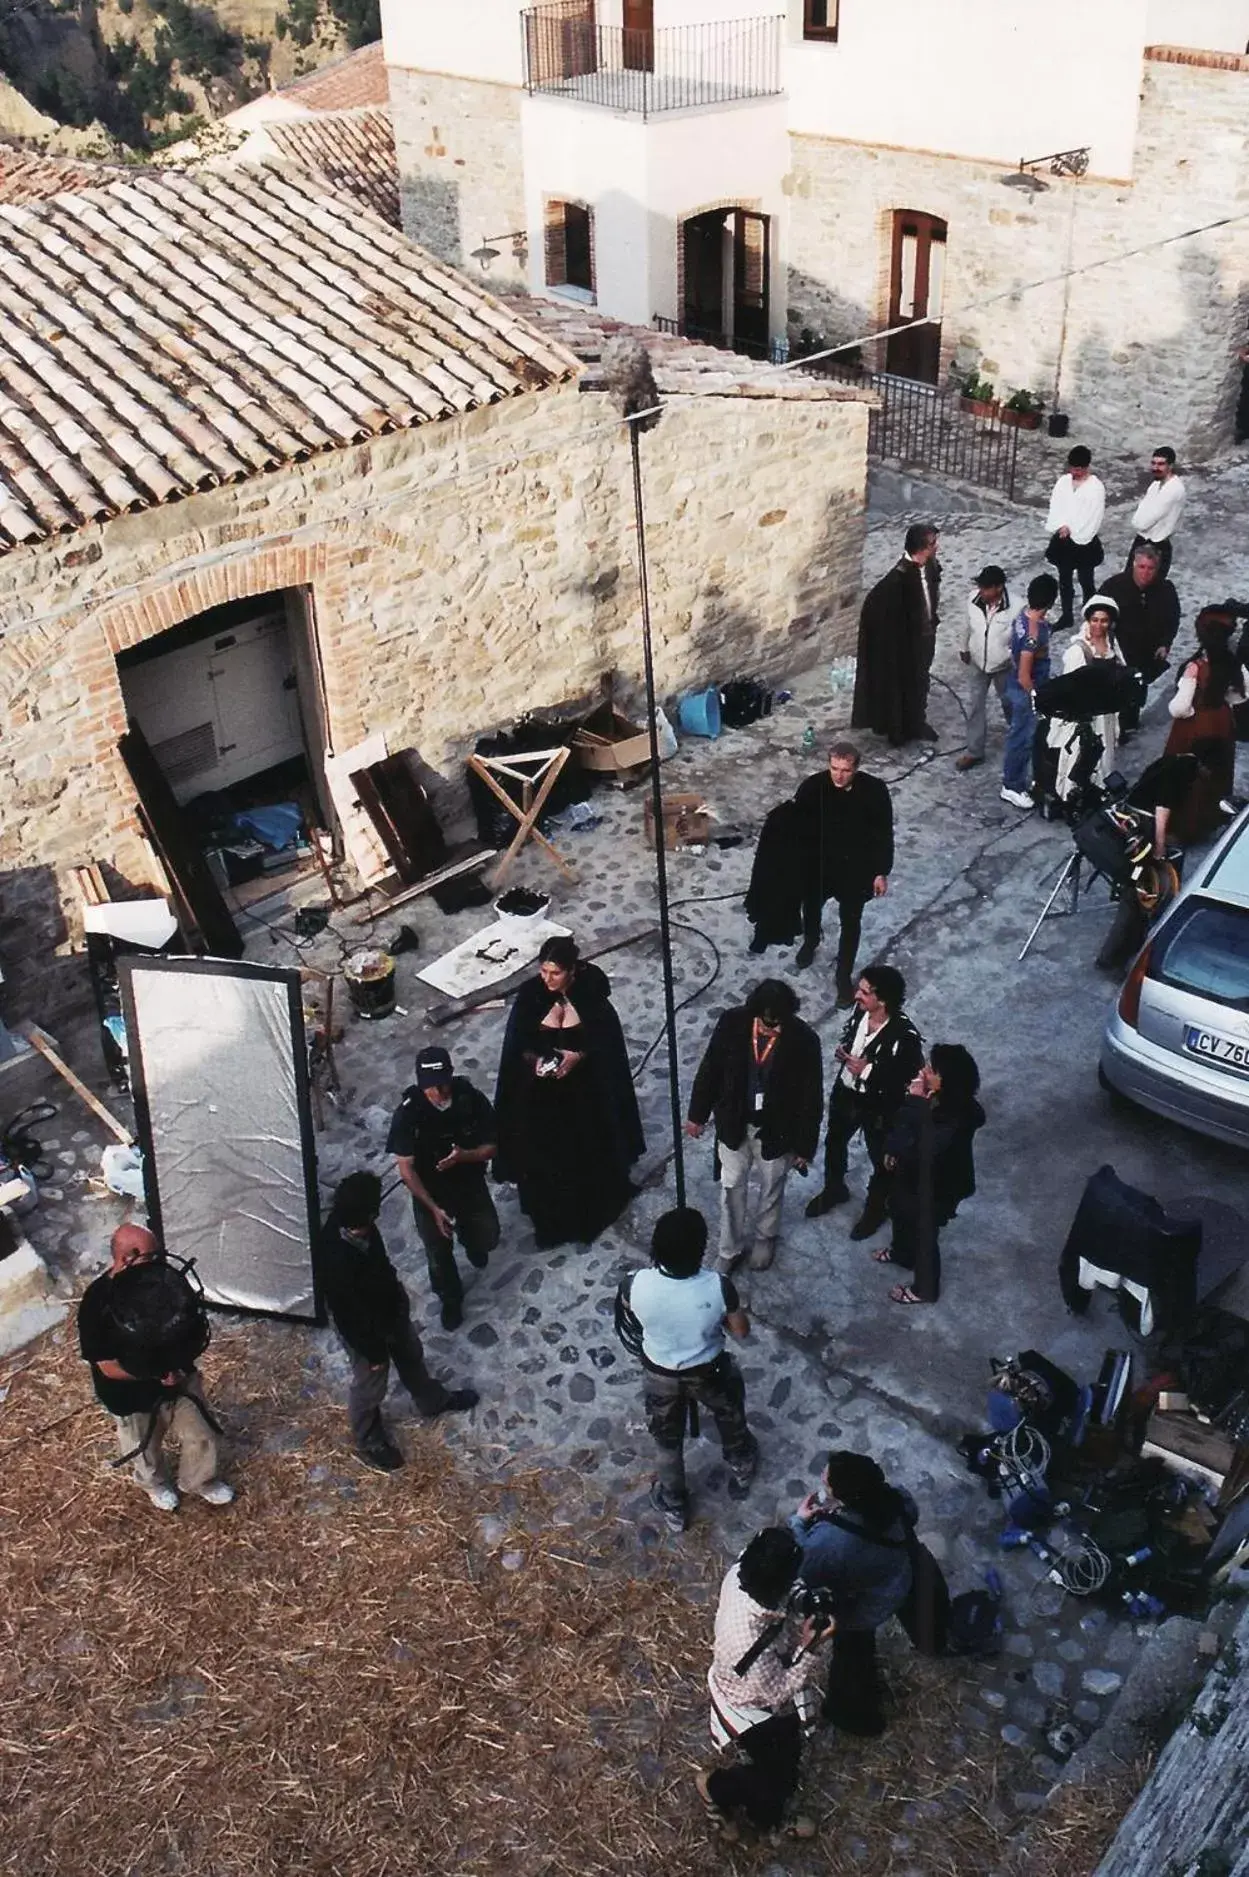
20;1024;133;1143
425;919;657;1027
344;843;495;924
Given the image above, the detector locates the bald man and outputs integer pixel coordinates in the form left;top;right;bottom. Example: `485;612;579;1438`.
77;1224;233;1512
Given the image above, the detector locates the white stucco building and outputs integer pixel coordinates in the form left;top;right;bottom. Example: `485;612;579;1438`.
383;0;1249;463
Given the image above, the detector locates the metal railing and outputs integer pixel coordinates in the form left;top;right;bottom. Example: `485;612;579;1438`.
522;4;784;117
803;357;1021;498
651;314;783;363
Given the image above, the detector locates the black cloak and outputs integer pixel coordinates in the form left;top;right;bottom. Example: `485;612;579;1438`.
851;556;940;745
493;961;644;1248
744;801;806;945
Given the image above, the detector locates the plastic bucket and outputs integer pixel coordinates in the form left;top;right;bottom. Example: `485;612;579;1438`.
344;950;396;1020
678;687;722;738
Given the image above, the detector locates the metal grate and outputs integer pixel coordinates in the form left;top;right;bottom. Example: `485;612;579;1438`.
150;721;219;786
522;4;783;117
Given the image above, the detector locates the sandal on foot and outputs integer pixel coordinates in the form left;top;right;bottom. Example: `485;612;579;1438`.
766;1815;818;1845
694;1769;739;1842
889;1285;928;1305
872;1247;896;1264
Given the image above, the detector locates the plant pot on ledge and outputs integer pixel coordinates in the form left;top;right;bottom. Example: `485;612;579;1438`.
960;396;1000;420
1001;406;1041;430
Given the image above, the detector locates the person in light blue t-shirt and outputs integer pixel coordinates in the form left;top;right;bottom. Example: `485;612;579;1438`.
1001;572;1060;809
615;1208;758;1534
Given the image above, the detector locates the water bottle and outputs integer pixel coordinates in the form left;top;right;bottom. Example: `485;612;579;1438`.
801;724;817;753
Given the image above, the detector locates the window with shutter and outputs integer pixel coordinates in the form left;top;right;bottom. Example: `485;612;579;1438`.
803;0;839;41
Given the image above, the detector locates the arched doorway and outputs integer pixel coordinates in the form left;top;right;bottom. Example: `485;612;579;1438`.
884;210;947;384
680;207;770;358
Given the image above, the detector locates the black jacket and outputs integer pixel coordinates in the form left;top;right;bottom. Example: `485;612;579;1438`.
688;1008;823;1162
1099;570;1181;671
315;1219;411;1364
744;800;806;945
852;557;942;745
793;769;894;902
833;1009;923;1123
886;1093;985;1227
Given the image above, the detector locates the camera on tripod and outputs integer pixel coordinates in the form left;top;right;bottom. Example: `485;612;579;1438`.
790;1582;839;1626
1033;663;1145;827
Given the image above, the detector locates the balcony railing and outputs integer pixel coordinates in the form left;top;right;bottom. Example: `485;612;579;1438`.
522;4;784;117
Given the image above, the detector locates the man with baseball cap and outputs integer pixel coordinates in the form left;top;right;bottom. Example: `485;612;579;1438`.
386;1045;499;1332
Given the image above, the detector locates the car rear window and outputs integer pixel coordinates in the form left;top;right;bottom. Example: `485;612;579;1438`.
1151;900;1249;1011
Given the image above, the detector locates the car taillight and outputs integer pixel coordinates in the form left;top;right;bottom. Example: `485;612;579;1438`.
1118;943;1153;1028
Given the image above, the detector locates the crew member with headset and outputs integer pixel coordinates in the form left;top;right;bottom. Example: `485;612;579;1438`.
1094;738;1228;973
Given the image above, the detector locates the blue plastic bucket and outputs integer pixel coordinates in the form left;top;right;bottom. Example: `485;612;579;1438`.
678;687;722;738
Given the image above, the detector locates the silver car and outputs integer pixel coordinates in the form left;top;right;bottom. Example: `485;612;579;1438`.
1101;805;1249;1148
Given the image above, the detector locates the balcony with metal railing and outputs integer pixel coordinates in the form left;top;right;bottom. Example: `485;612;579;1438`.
521;4;784;117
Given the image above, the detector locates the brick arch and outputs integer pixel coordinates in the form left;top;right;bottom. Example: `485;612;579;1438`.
96;539;338;657
674;199;768;349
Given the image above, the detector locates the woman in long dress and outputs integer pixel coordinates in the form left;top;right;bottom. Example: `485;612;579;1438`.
1050;595;1125;804
875;1044;984;1306
494;936;644;1249
1163;605;1244;843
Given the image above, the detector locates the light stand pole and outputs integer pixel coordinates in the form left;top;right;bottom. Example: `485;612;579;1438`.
605;339;685;1206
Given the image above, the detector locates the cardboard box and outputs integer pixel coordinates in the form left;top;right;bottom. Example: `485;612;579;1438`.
1141;1409;1236;1490
571;704;651;774
643;792;711;850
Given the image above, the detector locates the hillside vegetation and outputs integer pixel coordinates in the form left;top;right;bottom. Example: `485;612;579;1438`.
0;0;380;154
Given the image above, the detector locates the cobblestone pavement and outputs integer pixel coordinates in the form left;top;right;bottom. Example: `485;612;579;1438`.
13;453;1249;1842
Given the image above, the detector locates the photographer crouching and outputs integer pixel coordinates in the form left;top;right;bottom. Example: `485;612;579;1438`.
697;1527;833;1844
1094;738;1229;973
77;1224;232;1513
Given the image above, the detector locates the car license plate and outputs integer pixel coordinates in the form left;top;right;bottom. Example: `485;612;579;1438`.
1185;1026;1249;1076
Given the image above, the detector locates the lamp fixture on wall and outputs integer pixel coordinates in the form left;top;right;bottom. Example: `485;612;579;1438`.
469;231;529;272
998;147;1091;194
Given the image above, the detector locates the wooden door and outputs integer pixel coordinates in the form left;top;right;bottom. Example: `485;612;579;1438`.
884;211;947;384
622;0;653;71
118;722;243;959
733;210;770;358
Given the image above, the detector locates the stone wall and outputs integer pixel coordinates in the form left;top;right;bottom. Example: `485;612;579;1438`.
389;65;527;283
0;382;868;1019
786;54;1249;479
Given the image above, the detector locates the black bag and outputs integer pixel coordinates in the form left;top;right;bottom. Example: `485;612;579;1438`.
946;1574;1004;1657
103;1255;211;1380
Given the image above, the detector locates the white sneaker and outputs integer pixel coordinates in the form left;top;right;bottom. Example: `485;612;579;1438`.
146;1484;179;1512
1000;786;1034;810
195;1479;235;1507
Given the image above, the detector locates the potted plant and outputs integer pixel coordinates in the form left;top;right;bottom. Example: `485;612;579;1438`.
959;369;998;419
1002;388;1044;430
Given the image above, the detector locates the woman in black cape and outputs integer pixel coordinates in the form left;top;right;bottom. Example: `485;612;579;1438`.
874;1043;984;1305
494;936;644;1248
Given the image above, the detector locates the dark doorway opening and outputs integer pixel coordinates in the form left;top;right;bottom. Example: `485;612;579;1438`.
116;590;330;915
681;207;770;358
885;210;947;384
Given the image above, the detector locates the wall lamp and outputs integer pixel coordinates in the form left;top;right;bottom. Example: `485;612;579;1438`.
469;231;529;272
998;147;1091;194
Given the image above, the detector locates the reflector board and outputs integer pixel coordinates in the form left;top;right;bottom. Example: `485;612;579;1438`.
120;956;320;1320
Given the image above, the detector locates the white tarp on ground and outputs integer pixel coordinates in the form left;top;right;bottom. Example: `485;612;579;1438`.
416;918;571;999
121;957;319;1319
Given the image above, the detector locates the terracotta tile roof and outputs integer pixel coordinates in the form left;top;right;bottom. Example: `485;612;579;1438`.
0;164;579;554
0;143;121;205
264;106;398;226
280;40;388;111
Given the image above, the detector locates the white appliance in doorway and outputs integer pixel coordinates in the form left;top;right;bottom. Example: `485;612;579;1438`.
121;610;305;803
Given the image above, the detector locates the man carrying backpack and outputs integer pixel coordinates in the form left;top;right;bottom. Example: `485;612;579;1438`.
77;1223;233;1513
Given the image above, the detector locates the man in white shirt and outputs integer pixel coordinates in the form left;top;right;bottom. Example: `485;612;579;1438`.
956;563;1012;771
1128;446;1185;579
1045;445;1106;631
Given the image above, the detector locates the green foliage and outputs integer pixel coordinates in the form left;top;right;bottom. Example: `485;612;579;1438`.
277;0;380;51
960;368;996;404
149;111;207;148
1005;387;1044;415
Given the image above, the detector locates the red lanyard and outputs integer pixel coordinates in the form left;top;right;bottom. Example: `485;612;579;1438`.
752;1021;778;1069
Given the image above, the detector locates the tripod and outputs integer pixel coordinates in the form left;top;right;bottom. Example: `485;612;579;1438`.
1018;848;1114;961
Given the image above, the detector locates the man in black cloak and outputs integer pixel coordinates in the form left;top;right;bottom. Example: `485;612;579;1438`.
851;523;941;746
